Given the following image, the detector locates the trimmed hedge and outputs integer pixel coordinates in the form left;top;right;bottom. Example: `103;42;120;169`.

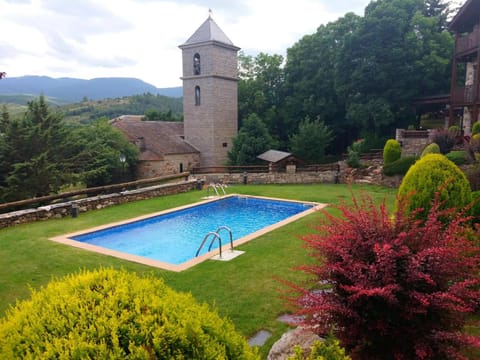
383;156;417;176
383;139;402;165
420;143;440;158
445;150;467;165
472;121;480;136
397;154;471;219
0;268;259;359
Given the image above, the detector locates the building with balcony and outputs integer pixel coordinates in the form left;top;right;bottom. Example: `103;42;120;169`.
449;0;480;134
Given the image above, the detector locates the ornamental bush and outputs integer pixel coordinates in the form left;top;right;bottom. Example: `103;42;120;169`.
397;154;471;219
472;121;480;136
289;335;350;360
382;139;401;165
291;193;480;359
382;156;417;176
420;143;440;158
431;128;456;154
445;150;467;165
0;268;259;359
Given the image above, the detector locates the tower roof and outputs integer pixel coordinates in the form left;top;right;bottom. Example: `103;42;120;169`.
181;15;236;47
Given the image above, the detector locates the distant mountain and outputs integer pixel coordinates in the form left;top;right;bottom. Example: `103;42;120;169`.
0;76;182;103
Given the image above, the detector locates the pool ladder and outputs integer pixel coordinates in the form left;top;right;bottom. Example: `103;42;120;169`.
195;226;233;258
207;183;227;197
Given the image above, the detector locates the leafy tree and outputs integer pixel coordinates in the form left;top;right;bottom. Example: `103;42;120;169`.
290;193;480;359
336;0;453;141
0;96;71;201
227;113;275;165
289;116;333;164
67;118;138;187
283;13;362;153
238;52;286;145
0;105;9;133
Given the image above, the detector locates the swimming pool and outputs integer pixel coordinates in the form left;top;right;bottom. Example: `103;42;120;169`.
52;195;323;271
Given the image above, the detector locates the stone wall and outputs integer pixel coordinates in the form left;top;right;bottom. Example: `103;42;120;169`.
136;153;200;179
196;171;338;185
0;180;196;229
396;129;432;157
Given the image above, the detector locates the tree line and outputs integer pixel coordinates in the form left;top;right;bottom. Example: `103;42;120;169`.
228;0;455;165
0;97;138;202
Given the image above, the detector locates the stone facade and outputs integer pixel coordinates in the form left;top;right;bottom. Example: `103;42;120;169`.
136;153;200;179
180;17;240;167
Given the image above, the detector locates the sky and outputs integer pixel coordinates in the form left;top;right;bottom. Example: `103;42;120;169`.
0;0;464;88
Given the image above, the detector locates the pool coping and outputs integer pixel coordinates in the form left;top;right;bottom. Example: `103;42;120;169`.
50;194;327;272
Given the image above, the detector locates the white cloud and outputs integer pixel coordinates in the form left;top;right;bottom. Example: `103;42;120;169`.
0;0;379;87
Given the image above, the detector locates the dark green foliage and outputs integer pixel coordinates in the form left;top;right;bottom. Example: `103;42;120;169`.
238;53;286;146
383;156;417;176
289;116;333;164
420;142;440;157
66;119;139;187
0;96;71;201
227;113;275;166
0;98;139;201
472;121;480;136
397;153;472;219
431;128;456;154
0;268;259;359
383;139;401;165
346;139;365;168
448;124;461;135
445;150;467;165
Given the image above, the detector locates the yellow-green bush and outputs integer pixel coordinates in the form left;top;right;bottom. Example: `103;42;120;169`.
288;336;350;360
397;154;471;219
420;142;440;158
383;139;401;165
472;121;480;136
0;268;259;359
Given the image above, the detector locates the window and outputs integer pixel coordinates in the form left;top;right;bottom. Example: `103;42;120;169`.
193;53;201;75
179;163;184;173
195;86;201;106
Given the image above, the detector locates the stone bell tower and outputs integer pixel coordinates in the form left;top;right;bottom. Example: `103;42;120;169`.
179;14;240;167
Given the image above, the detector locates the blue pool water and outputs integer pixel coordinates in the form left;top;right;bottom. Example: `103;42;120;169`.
72;196;313;265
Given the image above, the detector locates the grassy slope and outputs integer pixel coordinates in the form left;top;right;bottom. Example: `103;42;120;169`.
0;184;396;356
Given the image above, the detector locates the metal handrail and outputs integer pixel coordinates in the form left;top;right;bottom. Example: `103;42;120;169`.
195;231;222;257
209;226;233;252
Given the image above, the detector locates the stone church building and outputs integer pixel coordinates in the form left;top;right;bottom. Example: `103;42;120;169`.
112;15;240;179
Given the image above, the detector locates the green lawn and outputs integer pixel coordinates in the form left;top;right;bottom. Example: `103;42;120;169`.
0;184;396;356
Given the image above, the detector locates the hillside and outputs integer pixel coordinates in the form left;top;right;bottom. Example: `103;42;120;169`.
0;93;183;125
0;76;182;103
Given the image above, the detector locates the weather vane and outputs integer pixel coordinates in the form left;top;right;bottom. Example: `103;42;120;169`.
208;8;212;17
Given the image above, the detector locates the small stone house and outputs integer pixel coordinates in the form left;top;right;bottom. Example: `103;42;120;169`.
111;115;200;179
257;150;304;173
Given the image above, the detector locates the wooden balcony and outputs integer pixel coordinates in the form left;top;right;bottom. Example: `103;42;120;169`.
455;27;480;56
451;85;479;107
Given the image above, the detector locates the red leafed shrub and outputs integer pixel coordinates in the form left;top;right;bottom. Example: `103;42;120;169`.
290;193;480;360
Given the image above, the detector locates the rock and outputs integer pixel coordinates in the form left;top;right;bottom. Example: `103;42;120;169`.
267;327;322;360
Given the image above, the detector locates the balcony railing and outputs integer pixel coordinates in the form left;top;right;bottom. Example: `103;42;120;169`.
455;27;480;55
451;85;479;106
